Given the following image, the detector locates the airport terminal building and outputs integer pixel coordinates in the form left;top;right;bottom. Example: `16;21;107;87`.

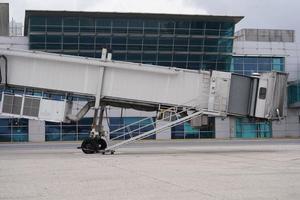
0;8;299;142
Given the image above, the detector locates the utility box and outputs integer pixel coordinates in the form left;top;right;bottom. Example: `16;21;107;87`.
0;93;70;122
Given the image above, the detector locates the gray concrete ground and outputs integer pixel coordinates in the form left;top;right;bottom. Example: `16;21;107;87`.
0;139;300;200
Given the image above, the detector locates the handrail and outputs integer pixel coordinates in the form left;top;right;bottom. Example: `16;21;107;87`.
108;95;208;141
108;96;204;136
107;109;222;151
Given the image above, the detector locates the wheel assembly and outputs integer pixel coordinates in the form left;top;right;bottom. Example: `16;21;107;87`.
96;137;107;150
81;137;107;154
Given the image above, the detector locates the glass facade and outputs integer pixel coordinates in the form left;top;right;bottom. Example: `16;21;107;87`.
24;11;241;140
0;118;28;142
231;56;284;76
288;81;300;106
108;117;156;140
26;12;238;71
236;118;272;138
45;117;92;141
171;118;215;139
231;56;284;138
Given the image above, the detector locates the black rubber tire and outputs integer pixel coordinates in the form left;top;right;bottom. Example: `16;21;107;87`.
81;138;97;154
97;137;107;150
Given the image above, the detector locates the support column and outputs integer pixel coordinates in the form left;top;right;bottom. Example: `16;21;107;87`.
215;116;235;139
155;120;171;140
28;120;45;142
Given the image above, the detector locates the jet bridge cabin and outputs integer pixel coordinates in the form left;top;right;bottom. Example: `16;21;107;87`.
208;71;288;120
0;48;288;153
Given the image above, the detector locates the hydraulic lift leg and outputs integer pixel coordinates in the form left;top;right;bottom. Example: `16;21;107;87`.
81;106;107;154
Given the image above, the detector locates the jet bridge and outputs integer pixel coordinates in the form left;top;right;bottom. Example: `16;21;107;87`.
0;48;288;154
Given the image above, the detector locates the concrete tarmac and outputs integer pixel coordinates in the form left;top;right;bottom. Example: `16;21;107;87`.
0;139;300;200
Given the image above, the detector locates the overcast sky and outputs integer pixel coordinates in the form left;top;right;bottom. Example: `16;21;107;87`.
2;0;299;41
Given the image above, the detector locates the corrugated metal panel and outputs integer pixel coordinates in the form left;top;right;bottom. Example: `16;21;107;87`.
228;74;252;116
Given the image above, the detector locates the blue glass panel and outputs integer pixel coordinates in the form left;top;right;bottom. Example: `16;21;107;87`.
258;64;272;72
288;82;300;105
158;62;172;67
62;133;77;141
205;22;220;36
174;37;188;46
144;20;159;28
62;124;77;141
47;16;62;32
128;20;143;34
96;36;111;49
112;44;126;51
160;21;174;34
144;36;158;45
113;53;126;60
173;62;186;68
220;22;234;37
143;37;158;51
79;35;95;50
244;57;257;64
204;38;219;52
30;35;45;49
187;63;201;70
112;36;127;44
128;36;143;45
113;19;128;33
233;57;244;64
159;37;173;45
185;122;200;139
190;21;204;35
200;131;215;138
96;18;111;33
189;46;202;52
175;21;190;35
127;53;141;62
0;134;11;142
78;117;93;125
11;119;28;142
173;54;187;62
78;133;89;140
46;35;62;50
45;122;61;141
12;134;28;142
0;118;10;127
236;118;272;138
171;124;184;139
80;17;95;32
272;58;284;71
30;16;46;32
190;38;203;45
158;53;172;62
188;54;202;62
218;39;233;53
63;17;79;32
63;35;78;50
96;18;111;27
142;53;157;63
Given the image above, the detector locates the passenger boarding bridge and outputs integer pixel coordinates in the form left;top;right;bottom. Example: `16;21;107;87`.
0;48;288;154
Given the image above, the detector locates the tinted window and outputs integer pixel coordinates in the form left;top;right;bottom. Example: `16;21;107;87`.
259;87;267;99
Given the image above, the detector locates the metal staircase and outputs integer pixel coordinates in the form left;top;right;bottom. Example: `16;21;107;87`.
101;97;223;154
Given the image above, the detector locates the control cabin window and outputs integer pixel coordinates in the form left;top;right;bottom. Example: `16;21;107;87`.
259;87;267;99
